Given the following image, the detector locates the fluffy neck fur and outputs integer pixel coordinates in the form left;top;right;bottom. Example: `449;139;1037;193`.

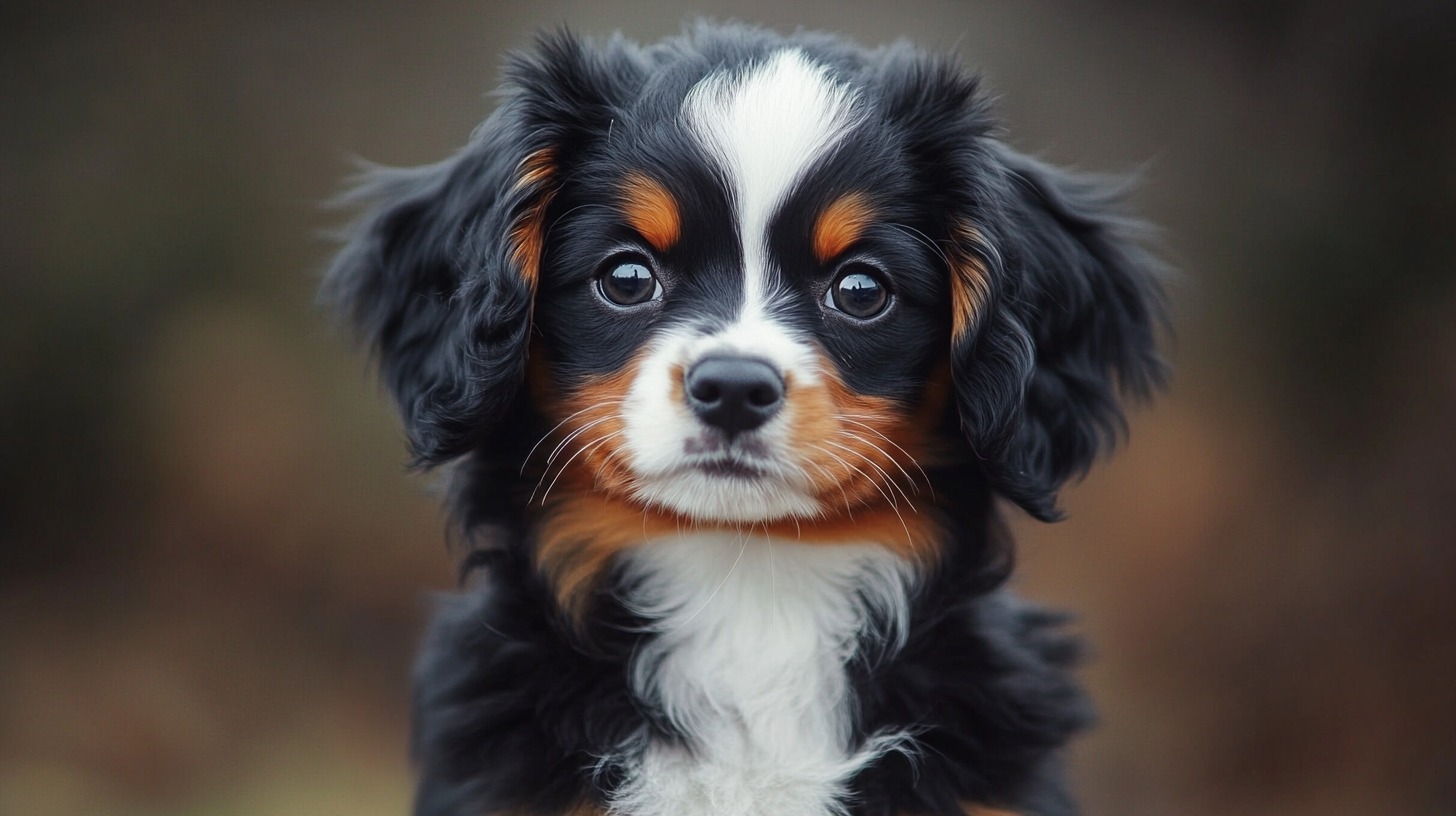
410;462;1089;816
612;532;917;816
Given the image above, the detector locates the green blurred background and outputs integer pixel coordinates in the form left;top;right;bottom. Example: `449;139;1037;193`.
3;1;1454;814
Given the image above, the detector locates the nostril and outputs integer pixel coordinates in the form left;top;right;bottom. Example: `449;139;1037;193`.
747;383;780;408
692;381;722;404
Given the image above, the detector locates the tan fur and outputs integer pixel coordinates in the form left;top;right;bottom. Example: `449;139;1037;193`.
530;349;955;617
509;148;558;291
621;173;682;252
949;222;992;339
813;191;876;263
786;351;950;521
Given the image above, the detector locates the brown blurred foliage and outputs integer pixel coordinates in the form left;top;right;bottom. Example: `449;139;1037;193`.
2;1;1454;815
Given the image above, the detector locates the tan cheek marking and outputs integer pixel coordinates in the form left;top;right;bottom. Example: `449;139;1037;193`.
949;222;992;340
781;356;943;562
532;351;667;616
621;173;681;253
509;148;558;292
533;358;638;501
813;192;875;264
533;350;950;614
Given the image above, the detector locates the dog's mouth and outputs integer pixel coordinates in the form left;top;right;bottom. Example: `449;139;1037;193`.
621;434;820;523
691;457;768;479
680;433;776;480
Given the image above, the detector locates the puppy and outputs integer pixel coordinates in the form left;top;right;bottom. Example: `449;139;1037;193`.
327;22;1166;816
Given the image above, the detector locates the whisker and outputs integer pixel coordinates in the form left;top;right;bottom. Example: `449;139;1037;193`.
525;407;626;505
537;430;625;507
545;413;620;468
529;418;608;505
885;222;952;268
811;442;916;548
824;439;913;508
537;429;620;508
811;442;897;512
836;416;937;501
520;402;614;475
800;458;855;520
835;421;923;496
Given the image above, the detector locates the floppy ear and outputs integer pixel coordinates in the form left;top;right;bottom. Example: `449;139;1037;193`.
951;145;1168;520
876;47;1166;520
324;31;642;465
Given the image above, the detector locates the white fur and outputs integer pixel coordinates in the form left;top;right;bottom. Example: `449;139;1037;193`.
621;321;826;522
609;533;916;816
603;59;908;813
612;51;865;524
684;49;863;319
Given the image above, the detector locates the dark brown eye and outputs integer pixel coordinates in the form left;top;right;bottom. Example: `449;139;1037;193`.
598;257;661;306
825;264;889;319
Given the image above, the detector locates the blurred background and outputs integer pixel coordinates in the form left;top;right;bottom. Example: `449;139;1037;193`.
3;1;1454;814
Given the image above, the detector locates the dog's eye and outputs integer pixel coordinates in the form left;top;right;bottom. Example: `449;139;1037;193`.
825;264;890;319
598;256;662;306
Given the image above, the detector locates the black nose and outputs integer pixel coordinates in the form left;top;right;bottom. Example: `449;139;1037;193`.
684;356;784;438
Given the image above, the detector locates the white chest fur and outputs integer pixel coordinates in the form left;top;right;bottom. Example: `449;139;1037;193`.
610;534;916;816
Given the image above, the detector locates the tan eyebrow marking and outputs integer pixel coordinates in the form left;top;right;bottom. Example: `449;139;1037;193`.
812;192;876;264
621;173;681;252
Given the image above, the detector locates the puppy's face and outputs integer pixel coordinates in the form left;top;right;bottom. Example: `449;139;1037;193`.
531;51;951;525
327;28;1166;551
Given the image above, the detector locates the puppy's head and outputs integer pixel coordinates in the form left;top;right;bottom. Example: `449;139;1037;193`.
327;27;1166;541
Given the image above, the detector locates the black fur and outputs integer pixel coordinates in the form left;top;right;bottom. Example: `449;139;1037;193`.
845;474;1093;815
327;22;1165;816
410;549;659;816
963;147;1168;521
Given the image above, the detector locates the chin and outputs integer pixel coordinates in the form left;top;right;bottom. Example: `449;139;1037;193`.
326;20;1168;816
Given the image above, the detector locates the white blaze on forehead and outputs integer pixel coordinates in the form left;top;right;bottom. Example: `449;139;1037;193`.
612;50;861;526
684;49;864;316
